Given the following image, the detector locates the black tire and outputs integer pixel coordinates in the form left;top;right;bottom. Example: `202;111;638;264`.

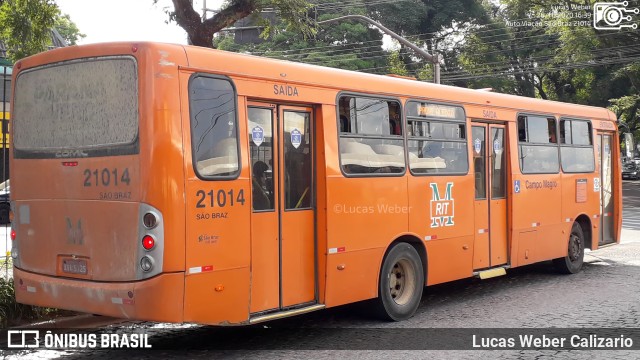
373;243;424;321
0;203;9;225
553;222;585;274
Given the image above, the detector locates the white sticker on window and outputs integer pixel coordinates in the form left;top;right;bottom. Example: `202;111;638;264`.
251;126;264;147
291;128;302;149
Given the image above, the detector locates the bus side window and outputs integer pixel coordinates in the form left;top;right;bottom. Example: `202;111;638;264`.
248;107;275;211
337;95;405;175
190;76;239;178
559;119;594;173
517;115;559;174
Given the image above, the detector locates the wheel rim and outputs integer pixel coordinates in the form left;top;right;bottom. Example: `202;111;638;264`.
568;231;582;262
388;259;416;305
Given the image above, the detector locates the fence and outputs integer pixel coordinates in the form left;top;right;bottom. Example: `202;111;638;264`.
1;61;11;280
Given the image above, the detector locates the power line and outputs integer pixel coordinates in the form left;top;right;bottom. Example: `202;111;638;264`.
441;45;640;77
312;0;413;11
259;35;640;75
441;54;640;81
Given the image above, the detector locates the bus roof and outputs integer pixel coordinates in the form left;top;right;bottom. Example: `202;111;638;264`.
181;45;614;122
17;42;616;122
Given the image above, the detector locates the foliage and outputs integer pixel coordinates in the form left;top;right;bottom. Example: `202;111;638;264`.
168;0;640;144
214;0;387;72
0;277;65;327
610;94;640;144
54;13;85;45
388;50;409;77
163;0;314;47
0;0;58;61
367;0;488;78
444;0;640;144
0;0;84;61
213;0;486;77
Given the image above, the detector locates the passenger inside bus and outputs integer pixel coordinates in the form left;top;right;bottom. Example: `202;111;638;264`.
252;160;271;211
388;104;401;136
338;98;351;133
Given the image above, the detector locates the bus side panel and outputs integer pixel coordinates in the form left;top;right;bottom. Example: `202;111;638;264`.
408;175;475;285
511;173;563;265
561;172;599;248
180;71;252;324
325;249;384;307
324;176;408;307
315;105;330;305
183;269;250;324
142;45;189;274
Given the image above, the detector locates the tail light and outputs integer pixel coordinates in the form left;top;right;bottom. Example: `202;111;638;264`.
143;213;157;229
138;205;163;279
142;235;155;250
10;229;16;241
140;256;154;272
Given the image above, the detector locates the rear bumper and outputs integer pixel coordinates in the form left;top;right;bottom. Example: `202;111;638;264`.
13;267;185;323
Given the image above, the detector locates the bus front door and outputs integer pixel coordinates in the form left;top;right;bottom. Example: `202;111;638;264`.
472;123;508;269
248;103;316;314
597;133;615;245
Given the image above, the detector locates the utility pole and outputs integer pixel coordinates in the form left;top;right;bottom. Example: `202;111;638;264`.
318;15;440;84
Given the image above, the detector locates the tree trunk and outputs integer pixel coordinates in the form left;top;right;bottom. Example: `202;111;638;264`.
171;0;257;48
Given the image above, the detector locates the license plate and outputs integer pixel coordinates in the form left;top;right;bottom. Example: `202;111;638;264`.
62;259;88;275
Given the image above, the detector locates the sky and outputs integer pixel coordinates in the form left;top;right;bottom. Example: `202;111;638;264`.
55;0;223;45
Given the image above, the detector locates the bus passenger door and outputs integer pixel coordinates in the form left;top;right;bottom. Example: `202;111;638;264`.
278;106;315;308
472;123;508;269
597;133;615;245
248;103;316;314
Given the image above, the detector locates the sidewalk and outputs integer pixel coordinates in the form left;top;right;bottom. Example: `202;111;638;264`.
621;228;640;244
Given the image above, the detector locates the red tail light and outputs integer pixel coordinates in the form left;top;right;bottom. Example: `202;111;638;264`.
10;229;16;241
142;235;155;250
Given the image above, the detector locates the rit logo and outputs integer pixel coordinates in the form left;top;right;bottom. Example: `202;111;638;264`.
429;182;454;228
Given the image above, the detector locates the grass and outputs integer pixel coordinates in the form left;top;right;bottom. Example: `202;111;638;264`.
0;259;72;327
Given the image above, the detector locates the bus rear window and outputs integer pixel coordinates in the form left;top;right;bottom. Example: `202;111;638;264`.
13;57;139;157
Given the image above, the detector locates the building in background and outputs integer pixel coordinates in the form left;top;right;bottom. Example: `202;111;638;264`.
0;30;67;182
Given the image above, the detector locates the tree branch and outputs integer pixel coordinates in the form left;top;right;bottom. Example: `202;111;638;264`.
171;0;258;47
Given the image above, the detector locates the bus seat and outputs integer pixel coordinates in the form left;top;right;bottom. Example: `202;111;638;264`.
341;140;377;155
196;138;239;176
372;144;404;156
372;144;405;167
409;155;446;169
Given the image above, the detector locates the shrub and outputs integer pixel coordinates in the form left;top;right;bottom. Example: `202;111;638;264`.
0;277;64;327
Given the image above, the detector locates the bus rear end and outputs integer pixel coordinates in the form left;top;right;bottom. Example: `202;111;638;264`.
10;44;187;323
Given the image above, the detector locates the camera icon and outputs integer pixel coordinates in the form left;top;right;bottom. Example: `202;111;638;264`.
594;1;639;30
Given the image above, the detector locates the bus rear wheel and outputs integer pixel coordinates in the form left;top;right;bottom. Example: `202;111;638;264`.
373;242;424;321
553;222;585;274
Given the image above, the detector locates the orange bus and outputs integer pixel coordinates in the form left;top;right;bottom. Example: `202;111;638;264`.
9;42;621;324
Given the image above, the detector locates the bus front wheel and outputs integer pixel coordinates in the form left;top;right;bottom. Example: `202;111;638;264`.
373;242;424;321
553;222;585;274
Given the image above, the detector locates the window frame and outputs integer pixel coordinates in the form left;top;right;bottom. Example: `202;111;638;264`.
282;108;314;211
405;99;469;176
12;56;140;159
517;113;560;175
335;91;406;178
188;73;241;181
247;104;276;212
559;117;595;174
